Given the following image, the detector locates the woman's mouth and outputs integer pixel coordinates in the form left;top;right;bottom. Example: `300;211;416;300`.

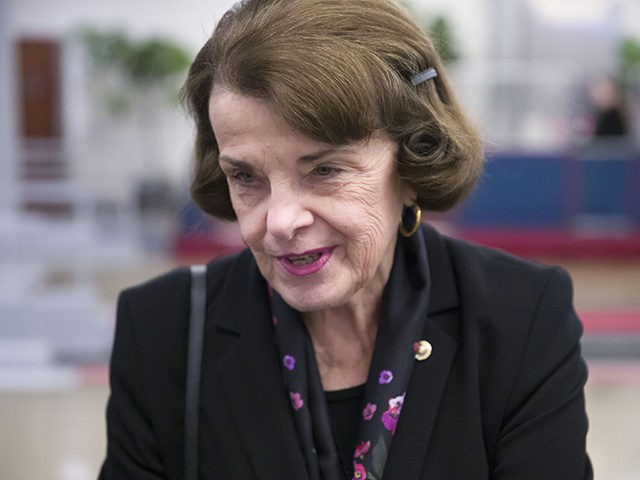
278;248;334;276
287;252;322;266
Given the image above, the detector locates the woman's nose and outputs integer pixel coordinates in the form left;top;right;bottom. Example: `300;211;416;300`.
266;187;314;241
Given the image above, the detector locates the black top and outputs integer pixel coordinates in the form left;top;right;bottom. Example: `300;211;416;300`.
326;384;366;479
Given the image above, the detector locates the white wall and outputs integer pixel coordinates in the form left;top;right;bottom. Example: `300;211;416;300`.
5;0;235;51
408;0;490;61
4;0;491;58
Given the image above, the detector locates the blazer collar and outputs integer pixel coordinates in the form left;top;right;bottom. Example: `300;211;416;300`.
384;309;459;478
423;223;459;316
384;224;461;478
204;225;460;480
202;251;310;479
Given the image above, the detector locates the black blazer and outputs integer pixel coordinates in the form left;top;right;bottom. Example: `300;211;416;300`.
99;224;592;479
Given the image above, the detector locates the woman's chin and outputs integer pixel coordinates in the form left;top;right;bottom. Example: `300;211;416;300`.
275;281;356;314
277;289;335;313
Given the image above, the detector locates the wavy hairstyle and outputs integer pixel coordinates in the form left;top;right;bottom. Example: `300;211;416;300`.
181;0;484;220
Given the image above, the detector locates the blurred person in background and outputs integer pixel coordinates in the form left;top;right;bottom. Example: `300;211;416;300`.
589;74;630;137
99;0;592;478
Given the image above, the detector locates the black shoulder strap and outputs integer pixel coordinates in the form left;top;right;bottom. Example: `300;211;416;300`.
185;264;207;480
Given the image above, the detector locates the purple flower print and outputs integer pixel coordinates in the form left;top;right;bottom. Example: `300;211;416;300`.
289;391;304;411
378;369;393;384
353;440;371;459
381;411;397;433
381;393;405;435
272;315;278;326
283;355;296;371
362;402;377;421
353;463;367;479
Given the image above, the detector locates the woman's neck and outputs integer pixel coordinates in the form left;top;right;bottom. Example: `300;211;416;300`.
303;298;380;391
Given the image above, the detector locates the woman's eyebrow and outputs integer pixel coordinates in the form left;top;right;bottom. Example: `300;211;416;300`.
298;147;356;164
219;148;356;167
218;156;252;170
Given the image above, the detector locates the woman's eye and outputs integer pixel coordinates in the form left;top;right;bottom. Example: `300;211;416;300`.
314;165;335;177
233;171;254;184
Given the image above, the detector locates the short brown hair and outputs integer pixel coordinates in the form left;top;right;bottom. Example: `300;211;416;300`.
182;0;484;220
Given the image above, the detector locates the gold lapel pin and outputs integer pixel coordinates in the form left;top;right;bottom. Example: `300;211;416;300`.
414;340;433;361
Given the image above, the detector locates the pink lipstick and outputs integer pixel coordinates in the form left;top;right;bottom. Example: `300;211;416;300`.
278;247;334;276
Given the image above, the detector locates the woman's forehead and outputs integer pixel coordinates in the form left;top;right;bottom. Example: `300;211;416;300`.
209;90;309;145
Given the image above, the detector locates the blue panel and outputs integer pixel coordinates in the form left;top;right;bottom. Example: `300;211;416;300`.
459;154;568;227
580;160;628;215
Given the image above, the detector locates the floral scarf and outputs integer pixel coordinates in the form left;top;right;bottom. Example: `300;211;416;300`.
270;227;431;480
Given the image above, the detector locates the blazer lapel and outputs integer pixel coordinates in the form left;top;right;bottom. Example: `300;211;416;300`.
383;310;459;479
384;224;461;479
200;253;310;479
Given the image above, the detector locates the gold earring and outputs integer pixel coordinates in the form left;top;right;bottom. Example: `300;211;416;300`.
399;204;422;237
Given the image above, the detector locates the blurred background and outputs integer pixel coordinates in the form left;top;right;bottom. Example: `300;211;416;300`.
1;0;639;478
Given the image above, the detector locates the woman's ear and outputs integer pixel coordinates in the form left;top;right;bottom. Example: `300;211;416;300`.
400;181;417;207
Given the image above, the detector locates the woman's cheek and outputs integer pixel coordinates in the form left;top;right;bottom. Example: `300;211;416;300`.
238;209;266;245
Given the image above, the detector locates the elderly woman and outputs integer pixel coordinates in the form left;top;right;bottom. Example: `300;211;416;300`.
99;0;592;479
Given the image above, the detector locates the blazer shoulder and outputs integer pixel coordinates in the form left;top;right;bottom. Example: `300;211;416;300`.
441;231;570;297
424;226;578;336
116;249;254;330
120;266;190;302
431;228;582;349
120;249;252;301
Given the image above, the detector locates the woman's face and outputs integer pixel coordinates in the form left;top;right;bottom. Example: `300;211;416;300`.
209;90;415;313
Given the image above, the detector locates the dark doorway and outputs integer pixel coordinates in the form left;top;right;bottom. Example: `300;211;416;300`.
18;38;71;216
